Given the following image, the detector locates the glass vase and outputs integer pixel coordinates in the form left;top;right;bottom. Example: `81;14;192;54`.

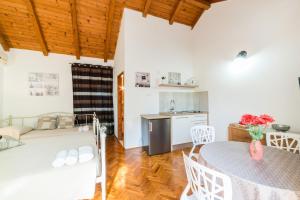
249;140;264;161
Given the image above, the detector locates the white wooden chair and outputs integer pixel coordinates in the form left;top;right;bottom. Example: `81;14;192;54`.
266;132;300;154
190;125;215;159
181;153;232;200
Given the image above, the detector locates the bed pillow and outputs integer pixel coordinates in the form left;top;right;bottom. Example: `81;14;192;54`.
0;135;23;151
0;126;33;140
57;115;74;129
36;116;57;130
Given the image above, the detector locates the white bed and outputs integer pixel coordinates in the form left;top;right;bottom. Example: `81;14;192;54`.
21;127;82;139
0;114;106;200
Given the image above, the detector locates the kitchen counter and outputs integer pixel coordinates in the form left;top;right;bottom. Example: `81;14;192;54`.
141;112;208;119
159;111;208;116
141;114;171;120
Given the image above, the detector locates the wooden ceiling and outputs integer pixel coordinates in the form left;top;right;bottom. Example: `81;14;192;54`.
0;0;225;62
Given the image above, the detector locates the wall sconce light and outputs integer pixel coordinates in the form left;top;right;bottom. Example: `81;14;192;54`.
230;50;248;71
236;50;248;59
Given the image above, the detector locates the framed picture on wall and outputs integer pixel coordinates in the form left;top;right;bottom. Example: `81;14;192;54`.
135;72;150;88
168;72;181;85
28;73;59;96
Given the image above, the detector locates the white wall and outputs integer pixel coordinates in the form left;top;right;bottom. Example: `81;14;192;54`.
4;0;299;146
120;9;195;148
2;49;113;118
113;16;125;138
0;66;3;119
192;0;300;141
159;92;206;112
0;45;5;119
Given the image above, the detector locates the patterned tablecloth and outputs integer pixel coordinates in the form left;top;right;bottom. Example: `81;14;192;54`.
199;141;300;200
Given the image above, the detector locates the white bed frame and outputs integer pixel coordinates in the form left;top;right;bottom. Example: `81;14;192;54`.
93;114;107;200
0;112;107;200
0;112;94;128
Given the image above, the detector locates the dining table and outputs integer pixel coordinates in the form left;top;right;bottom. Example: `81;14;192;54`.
199;141;300;200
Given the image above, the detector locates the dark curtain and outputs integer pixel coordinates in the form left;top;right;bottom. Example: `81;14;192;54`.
71;63;114;135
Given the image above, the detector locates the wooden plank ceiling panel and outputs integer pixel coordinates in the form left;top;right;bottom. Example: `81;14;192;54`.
126;0;145;11
105;0;125;61
33;0;72;55
177;2;202;26
104;0;116;62
126;0;204;27
170;0;185;25
0;0;225;60
149;0;178;20
23;0;49;56
0;0;41;51
77;0;107;59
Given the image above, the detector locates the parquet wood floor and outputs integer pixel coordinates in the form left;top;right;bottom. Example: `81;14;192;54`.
93;136;192;200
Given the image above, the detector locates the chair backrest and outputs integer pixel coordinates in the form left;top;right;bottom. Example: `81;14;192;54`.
191;125;215;146
182;153;232;200
266;132;300;154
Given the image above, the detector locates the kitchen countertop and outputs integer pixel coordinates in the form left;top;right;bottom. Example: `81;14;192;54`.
141;114;171;120
141;112;208;120
159;111;208;116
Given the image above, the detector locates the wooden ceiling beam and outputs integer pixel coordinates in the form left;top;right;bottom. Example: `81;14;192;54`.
0;32;10;51
143;0;152;17
69;0;80;60
169;0;185;25
104;0;115;62
191;9;204;29
23;0;48;56
185;0;211;10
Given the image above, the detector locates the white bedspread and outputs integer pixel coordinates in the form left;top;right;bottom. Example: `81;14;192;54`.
20;128;80;139
0;129;99;200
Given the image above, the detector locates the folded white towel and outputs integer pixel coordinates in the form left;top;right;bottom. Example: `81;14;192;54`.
79;145;94;163
78;126;89;133
65;149;78;166
83;125;89;132
52;150;67;168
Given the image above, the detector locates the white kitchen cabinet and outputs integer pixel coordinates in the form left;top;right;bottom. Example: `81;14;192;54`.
171;114;208;146
190;114;208;126
171;116;191;145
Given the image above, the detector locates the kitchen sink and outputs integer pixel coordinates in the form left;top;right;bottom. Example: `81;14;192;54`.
160;111;207;116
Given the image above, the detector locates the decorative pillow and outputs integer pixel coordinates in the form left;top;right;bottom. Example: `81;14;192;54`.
0;135;23;151
0;126;33;140
36;116;57;130
57;115;74;129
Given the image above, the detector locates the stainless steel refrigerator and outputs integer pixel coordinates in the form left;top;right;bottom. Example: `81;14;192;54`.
141;117;171;156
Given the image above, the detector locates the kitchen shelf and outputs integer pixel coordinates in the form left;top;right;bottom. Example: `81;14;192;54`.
158;84;198;88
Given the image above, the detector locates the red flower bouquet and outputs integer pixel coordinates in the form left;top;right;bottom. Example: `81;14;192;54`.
240;114;274;127
239;114;275;160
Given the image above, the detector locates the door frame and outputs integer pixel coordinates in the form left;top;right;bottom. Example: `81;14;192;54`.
117;72;125;147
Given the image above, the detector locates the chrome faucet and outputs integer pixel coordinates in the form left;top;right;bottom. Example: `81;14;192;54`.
170;99;176;112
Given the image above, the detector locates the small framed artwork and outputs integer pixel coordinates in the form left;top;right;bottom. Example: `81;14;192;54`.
168;72;181;85
135;72;150;88
29;72;59;96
